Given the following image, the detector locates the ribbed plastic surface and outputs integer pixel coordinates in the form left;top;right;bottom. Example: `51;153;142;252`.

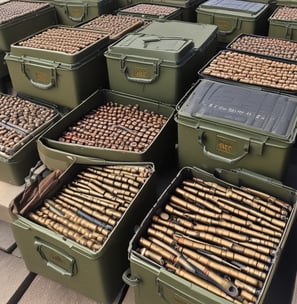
180;79;297;137
200;0;265;13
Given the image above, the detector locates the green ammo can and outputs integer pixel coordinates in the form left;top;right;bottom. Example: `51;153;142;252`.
9;159;157;304
268;6;297;41
0;94;60;185
5;26;110;109
175;79;297;181
36;89;177;171
124;166;297;304
104;25;217;106
0;1;57;52
196;0;270;44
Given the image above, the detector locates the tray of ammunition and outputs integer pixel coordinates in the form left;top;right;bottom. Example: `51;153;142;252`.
37;89;177;171
9;159;157;303
125;166;297;304
0;1;57;51
0;93;60;185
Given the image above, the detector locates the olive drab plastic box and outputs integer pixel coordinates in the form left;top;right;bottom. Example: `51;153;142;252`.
36;89;177;171
0;94;60;185
0;1;58;52
175;79;297;181
116;3;183;22
124;166;297;304
4;26;110;109
196;0;270;44
104;31;215;105
115;0;204;21
9;159;157;304
51;0;115;25
268;6;297;41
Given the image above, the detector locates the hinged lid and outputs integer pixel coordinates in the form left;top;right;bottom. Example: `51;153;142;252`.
106;32;194;63
199;0;266;14
178;79;297;138
138;20;217;50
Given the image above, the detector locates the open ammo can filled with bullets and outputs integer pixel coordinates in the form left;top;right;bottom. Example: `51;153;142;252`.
268;6;297;41
78;14;144;42
116;3;183;22
0;93;59;185
124;166;297;304
5;26;110;109
36;89;177;171
9;159;157;304
175;79;297;180
0;0;57;52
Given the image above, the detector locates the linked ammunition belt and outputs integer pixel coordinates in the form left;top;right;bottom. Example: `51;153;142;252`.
136;176;292;304
28;164;153;251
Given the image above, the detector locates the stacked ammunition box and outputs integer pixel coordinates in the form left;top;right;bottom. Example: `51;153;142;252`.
116;3;183;22
5;26;110;109
196;0;270;44
0;93;59;185
37;89;177;170
0;0;57;83
126;167;297;304
78;14;144;41
175;79;297;180
10;161;157;303
227;33;297;61
268;6;297;40
114;0;204;21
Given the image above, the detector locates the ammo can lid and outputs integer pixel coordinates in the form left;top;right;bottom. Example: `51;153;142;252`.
138;20;217;50
199;0;266;14
106;33;194;63
178;79;297;137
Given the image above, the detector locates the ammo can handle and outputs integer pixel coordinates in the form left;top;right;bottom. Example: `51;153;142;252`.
122;268;140;287
65;4;86;22
217;17;239;35
198;130;250;164
21;62;56;90
34;239;76;277
121;58;160;83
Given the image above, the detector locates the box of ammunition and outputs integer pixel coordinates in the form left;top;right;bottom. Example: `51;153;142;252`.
0;93;60;185
51;0;115;26
116;3;183;22
104;29;213;105
0;1;57;52
9;159;157;304
5;26;110;109
196;0;270;44
36;89;177;171
78;14;144;42
175;79;297;181
125;166;297;304
268;6;297;41
115;0;204;21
